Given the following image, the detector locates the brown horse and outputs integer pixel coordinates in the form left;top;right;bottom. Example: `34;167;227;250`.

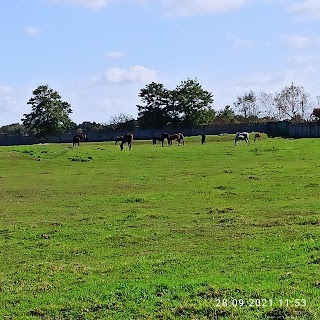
152;136;162;145
120;133;133;151
168;133;185;146
254;132;262;142
74;133;88;141
160;132;170;147
72;136;80;147
115;136;124;145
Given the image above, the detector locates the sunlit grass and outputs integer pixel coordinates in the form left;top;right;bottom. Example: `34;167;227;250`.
0;135;319;319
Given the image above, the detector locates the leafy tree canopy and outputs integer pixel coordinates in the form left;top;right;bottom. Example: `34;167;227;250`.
21;84;73;137
137;82;170;128
0;123;26;135
137;79;214;128
173;78;214;126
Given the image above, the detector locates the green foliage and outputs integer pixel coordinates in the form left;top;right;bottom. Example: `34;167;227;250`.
21;84;73;137
174;78;214;126
0;123;26;135
137;79;214;128
214;105;236;124
0;137;320;319
137;82;170;128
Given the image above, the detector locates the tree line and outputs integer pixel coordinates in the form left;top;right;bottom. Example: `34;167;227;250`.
1;80;320;137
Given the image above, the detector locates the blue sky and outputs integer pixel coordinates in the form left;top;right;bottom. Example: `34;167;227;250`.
1;0;320;126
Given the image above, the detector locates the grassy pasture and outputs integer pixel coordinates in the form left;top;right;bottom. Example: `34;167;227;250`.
0;135;320;319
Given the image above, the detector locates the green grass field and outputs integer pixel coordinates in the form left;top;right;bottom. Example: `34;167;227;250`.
0;135;319;319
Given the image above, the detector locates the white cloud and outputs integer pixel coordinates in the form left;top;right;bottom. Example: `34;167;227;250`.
158;0;253;17
232;72;286;89
226;33;269;50
105;51;127;59
284;35;320;48
24;26;42;36
288;0;320;19
93;65;157;84
46;0;253;15
0;86;30;125
0;86;13;95
47;0;112;10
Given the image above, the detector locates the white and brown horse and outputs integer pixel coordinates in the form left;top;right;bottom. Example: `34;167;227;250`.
161;132;184;146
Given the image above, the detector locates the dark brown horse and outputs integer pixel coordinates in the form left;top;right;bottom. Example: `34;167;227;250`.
201;134;206;145
74;133;88;141
254;132;262;142
160;132;170;146
152;136;162;145
115;136;124;145
120;133;133;151
161;133;184;146
72;136;80;147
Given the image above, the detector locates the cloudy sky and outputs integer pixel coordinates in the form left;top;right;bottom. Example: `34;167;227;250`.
1;0;319;126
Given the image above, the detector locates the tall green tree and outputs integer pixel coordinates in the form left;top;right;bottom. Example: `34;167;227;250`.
0;123;26;135
173;78;214;127
22;84;73;137
137;82;170;128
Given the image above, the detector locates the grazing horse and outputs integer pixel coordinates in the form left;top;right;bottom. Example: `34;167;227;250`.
161;132;184;146
254;132;262;142
152;136;162;145
74;133;88;141
120;133;133;151
72;136;80;147
160;132;170;147
169;133;184;146
234;132;250;146
115;136;124;145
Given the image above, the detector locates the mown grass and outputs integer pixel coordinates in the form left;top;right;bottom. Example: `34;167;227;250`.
0;135;319;319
